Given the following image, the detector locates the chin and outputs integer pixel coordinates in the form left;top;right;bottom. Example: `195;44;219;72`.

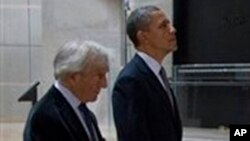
173;45;178;51
91;96;98;102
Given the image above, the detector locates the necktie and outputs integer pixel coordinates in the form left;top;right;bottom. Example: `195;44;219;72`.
78;103;97;141
159;67;175;110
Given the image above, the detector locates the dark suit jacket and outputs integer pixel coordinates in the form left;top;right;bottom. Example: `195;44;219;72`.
112;54;182;141
23;86;105;141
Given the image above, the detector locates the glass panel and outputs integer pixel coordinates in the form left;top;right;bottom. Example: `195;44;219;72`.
171;63;250;128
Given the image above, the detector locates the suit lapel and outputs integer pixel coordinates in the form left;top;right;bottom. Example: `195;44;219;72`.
132;54;178;122
170;88;183;132
49;86;90;141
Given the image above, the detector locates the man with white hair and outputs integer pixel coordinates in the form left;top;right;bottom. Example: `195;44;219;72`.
24;40;109;141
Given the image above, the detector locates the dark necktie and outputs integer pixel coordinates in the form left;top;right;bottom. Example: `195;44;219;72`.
78;103;97;141
159;67;175;110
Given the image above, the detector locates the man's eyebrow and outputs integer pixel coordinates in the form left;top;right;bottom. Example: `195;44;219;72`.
158;19;169;26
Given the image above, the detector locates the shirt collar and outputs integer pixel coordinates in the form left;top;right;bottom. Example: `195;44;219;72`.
137;51;162;75
54;80;81;108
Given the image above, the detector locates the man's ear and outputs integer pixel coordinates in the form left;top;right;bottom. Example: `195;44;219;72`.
67;72;78;85
137;30;148;45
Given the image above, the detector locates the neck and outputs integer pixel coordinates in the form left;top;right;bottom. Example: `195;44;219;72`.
58;79;87;103
138;46;166;64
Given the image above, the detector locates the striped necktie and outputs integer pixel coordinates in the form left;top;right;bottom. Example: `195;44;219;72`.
159;67;175;110
78;103;97;141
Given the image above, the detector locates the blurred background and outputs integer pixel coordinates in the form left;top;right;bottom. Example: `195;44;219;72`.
2;0;250;140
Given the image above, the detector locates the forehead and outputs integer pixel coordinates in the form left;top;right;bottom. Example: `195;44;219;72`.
89;62;109;73
96;63;109;73
149;10;169;24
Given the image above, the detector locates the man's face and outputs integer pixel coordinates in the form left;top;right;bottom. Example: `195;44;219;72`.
72;62;109;102
144;10;177;55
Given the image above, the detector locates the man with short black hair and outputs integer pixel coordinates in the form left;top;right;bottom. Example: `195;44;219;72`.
112;6;183;141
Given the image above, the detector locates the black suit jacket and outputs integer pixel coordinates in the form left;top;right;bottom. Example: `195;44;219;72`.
23;86;105;141
112;54;182;141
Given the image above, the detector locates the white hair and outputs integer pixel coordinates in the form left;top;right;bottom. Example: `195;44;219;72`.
53;40;110;80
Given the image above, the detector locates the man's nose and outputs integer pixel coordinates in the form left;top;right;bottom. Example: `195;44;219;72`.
170;24;176;33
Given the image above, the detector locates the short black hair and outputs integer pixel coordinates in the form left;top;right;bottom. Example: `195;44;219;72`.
126;5;160;47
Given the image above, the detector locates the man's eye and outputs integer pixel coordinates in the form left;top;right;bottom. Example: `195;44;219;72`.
160;23;167;28
98;74;104;78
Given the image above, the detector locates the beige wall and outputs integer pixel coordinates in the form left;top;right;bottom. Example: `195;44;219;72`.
0;0;42;121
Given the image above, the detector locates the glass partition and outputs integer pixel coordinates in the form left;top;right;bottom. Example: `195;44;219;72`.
171;63;250;127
